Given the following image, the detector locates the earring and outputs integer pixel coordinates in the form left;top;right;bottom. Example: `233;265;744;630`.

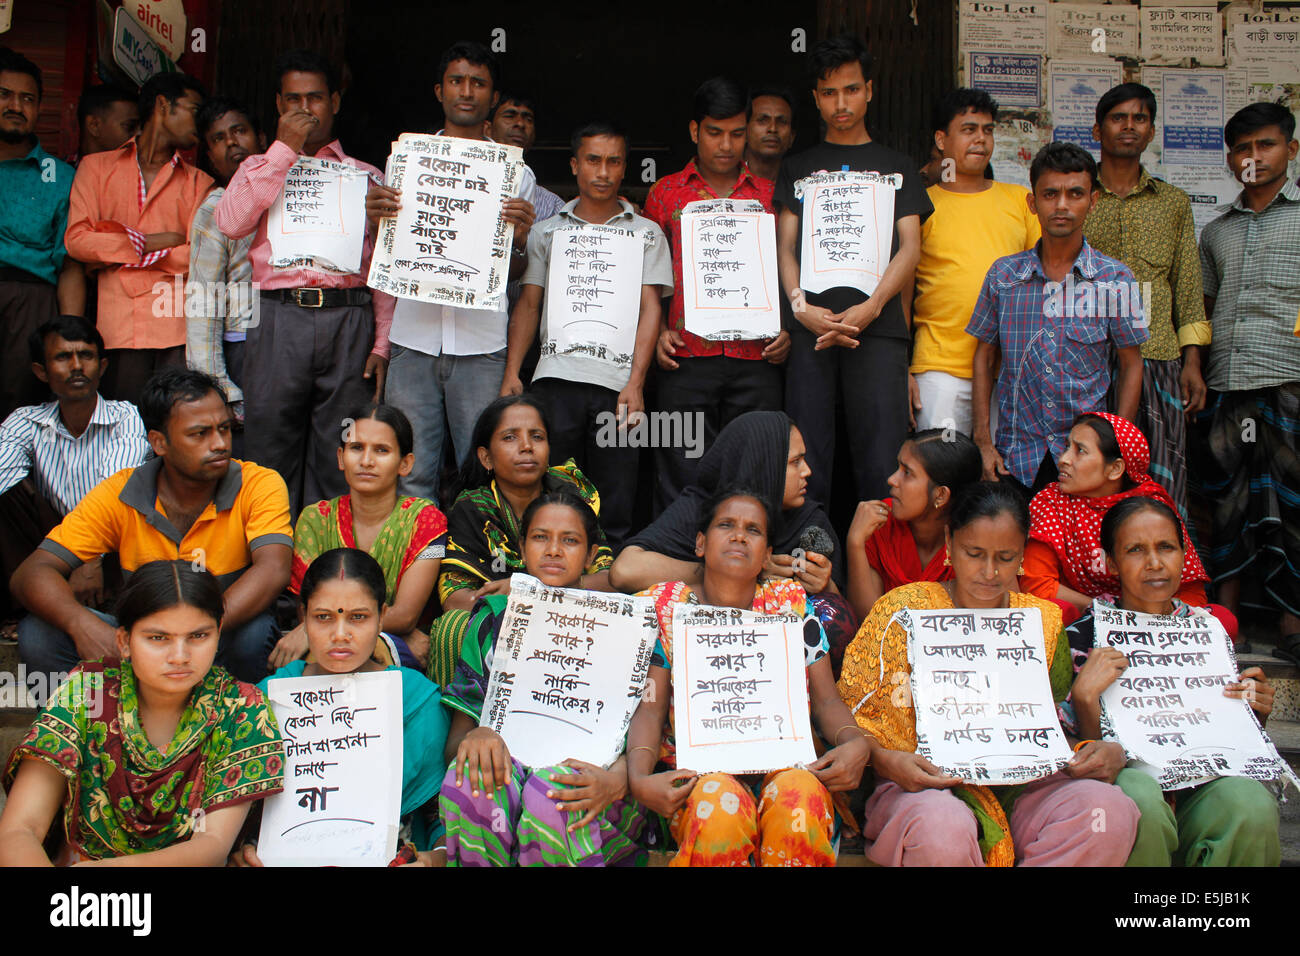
1018;564;1025;575
942;554;951;567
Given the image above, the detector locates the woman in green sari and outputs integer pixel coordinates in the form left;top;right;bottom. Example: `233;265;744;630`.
0;561;284;865
273;403;448;672
428;394;614;686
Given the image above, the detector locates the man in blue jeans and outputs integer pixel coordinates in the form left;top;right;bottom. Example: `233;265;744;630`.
366;41;537;504
10;368;292;692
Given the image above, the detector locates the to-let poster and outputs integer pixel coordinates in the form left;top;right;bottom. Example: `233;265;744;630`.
959;1;1049;54
1049;2;1140;59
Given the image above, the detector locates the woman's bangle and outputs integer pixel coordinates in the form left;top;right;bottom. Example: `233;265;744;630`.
630;746;655;756
1073;739;1096;753
833;723;865;746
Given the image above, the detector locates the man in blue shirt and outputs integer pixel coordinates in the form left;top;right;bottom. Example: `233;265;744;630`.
968;142;1148;496
0;47;82;420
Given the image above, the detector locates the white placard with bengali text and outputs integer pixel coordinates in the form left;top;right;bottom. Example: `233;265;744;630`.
259;670;402;867
1140;6;1224;64
266;156;369;275
671;605;815;775
367;134;524;309
1093;603;1300;792
796;170;898;296
958;0;1049;54
907;607;1072;785
480;574;655;769
542;224;644;371
681;198;780;341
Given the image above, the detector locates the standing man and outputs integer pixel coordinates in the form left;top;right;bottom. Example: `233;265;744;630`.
1198;103;1300;649
968;143;1148;497
0;47;83;419
187;97;264;438
1085;83;1208;523
501;121;673;545
365;41;537;505
775;36;931;507
215;50;392;517
489;93;564;223
644;77;790;512
64;71;213;405
744;85;796;183
73;84;139;162
910;88;1039;434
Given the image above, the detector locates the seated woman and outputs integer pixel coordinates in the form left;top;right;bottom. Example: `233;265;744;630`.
1063;496;1281;866
1022;413;1219;621
431;395;615;687
836;481;1140;866
236;548;450;865
845;428;982;622
439;492;648;866
274;403;447;672
626;488;870;867
0;561;285;865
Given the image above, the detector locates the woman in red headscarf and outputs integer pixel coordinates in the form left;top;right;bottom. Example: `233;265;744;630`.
1021;413;1214;615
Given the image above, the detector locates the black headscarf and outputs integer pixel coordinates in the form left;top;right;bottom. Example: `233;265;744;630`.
626;411;842;582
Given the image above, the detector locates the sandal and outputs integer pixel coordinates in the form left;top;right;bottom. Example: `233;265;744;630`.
1272;632;1300;667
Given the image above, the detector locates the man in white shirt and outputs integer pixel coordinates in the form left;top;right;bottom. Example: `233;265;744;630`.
0;315;149;613
365;41;537;505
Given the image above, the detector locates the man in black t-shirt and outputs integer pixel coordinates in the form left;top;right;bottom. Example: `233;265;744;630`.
774;36;932;508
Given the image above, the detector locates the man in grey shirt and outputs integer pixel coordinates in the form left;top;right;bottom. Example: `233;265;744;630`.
1198;102;1300;652
501;121;673;546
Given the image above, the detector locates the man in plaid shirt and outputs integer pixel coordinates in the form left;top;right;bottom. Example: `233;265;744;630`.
969;142;1148;497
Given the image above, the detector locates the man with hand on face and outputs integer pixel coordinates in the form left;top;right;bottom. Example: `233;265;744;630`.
11;367;292;689
366;40;537;506
1083;83;1207;528
744;85;796;183
0;47;83;420
65;72;212;406
968;143;1148;498
501;122;673;546
0;316;149;619
215;50;394;518
644;77;791;514
186;98;265;446
775;36;932;510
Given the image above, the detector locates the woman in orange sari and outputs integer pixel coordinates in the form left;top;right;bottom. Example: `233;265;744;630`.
837;481;1139;866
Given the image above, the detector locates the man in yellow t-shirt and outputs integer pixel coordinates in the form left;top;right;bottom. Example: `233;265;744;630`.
12;368;292;689
909;88;1040;434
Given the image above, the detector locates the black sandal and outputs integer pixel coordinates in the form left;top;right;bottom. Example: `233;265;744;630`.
1272;632;1300;667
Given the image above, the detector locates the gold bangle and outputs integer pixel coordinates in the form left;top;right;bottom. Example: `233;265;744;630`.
833;723;864;745
630;746;655;755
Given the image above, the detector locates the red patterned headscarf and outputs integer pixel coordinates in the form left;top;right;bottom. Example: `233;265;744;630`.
1028;413;1208;596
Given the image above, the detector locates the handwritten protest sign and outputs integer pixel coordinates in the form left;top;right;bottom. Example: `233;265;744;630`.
796;170;899;296
266;156;369;275
541;225;644;370
1094;604;1300;792
680;198;780;341
480;574;655;768
672;605;815;775
367;134;524;309
258;670;402;866
907;607;1072;785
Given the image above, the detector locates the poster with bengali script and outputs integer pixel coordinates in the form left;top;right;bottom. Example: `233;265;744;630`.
542;224;645;371
796;170;899;296
907;607;1072;785
266;155;369;275
480;574;655;769
1140;6;1224;65
958;0;1049;54
680;198;780;341
672;604;816;775
1049;2;1139;59
1049;60;1124;159
1230;24;1300;83
259;670;402;867
1094;603;1300;792
367;134;524;309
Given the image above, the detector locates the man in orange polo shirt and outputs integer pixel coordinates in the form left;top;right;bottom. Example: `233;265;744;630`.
11;368;292;688
63;72;213;404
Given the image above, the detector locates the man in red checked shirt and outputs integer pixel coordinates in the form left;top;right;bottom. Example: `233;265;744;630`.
643;77;790;514
214;50;393;517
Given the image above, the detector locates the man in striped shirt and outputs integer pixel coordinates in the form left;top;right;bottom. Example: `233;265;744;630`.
0;315;149;615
